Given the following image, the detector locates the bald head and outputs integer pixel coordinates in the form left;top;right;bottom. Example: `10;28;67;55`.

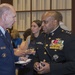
42;11;61;22
0;3;15;18
41;11;62;34
56;11;63;21
0;3;16;30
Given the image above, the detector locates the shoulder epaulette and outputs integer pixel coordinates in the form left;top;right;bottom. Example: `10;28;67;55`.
61;29;71;34
65;30;71;34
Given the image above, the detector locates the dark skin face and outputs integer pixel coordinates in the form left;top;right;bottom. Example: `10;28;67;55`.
41;11;59;34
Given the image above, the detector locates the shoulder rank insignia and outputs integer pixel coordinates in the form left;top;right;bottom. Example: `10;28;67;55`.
62;29;71;34
65;30;71;34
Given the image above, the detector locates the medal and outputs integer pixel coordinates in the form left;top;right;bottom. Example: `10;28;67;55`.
50;38;64;50
44;52;47;54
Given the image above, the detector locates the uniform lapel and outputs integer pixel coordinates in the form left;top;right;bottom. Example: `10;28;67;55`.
0;30;13;53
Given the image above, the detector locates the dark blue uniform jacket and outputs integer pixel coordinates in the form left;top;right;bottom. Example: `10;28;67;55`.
34;27;75;75
0;30;18;75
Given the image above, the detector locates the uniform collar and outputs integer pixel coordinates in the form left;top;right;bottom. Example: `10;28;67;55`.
49;26;63;36
50;25;59;33
0;26;5;35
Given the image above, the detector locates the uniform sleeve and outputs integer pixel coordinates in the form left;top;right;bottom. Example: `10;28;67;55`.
50;36;75;75
25;35;31;49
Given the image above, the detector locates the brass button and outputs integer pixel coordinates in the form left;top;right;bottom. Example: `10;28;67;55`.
62;30;64;32
43;59;46;62
44;52;47;54
49;37;51;40
45;44;48;47
51;33;54;36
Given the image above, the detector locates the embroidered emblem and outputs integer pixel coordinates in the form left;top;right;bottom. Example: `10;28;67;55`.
53;54;59;61
2;53;6;57
50;38;64;50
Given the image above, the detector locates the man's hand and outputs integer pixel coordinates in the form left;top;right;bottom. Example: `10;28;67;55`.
34;62;50;74
34;62;41;71
14;48;36;56
14;49;27;56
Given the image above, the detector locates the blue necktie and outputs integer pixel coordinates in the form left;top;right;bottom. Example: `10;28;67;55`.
5;31;10;42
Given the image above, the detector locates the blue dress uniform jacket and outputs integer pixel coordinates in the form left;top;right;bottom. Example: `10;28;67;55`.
0;30;15;75
35;27;75;75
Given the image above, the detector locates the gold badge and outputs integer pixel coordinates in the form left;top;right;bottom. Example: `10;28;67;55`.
50;38;64;50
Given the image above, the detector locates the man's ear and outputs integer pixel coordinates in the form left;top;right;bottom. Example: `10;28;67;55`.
54;20;58;25
2;13;6;22
2;11;8;22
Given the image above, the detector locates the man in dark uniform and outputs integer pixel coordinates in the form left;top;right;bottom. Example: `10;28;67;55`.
34;11;75;75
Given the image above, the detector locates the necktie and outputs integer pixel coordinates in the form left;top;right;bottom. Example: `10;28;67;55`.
5;30;9;42
5;30;11;47
5;30;8;38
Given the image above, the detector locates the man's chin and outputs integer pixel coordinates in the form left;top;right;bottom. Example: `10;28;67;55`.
44;31;49;34
43;30;47;33
7;27;12;29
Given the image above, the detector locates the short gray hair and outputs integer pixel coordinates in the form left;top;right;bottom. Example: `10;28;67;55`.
0;3;12;17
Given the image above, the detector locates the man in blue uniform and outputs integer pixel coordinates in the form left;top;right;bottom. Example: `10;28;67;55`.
0;3;17;75
34;11;75;75
0;3;28;75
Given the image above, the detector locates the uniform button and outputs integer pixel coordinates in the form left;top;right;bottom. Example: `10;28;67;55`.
62;30;64;32
37;48;38;49
44;52;47;54
45;44;48;47
49;37;51;40
43;59;46;62
54;50;57;51
51;33;54;36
